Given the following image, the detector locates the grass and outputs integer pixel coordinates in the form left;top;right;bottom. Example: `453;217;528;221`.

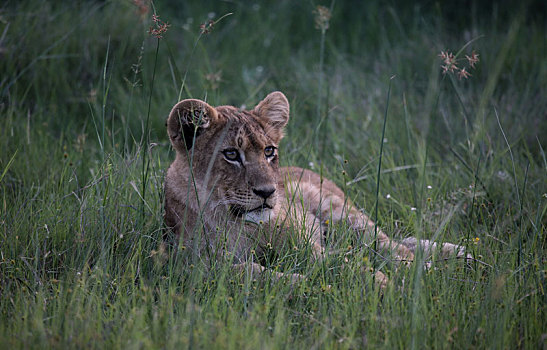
1;0;545;348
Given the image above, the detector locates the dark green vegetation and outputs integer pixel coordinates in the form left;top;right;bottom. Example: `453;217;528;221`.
1;1;545;348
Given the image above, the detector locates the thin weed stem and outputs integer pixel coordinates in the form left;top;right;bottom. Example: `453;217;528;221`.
448;74;470;125
177;34;203;101
411;140;429;350
141;38;160;225
466;151;482;250
99;37;111;259
316;29;325;123
373;76;394;255
494;108;522;269
0;150;17;184
176;13;232;101
124;41;145;157
313;1;334;151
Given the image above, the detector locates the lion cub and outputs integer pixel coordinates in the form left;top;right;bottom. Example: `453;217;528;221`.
164;92;468;284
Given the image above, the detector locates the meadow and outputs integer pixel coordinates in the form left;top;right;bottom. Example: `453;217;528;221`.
0;1;545;348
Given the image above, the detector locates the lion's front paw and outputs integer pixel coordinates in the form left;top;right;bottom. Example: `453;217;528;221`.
374;270;388;290
396;245;414;264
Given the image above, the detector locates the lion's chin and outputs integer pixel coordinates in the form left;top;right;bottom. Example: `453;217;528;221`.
229;203;272;217
243;208;273;225
228;202;274;224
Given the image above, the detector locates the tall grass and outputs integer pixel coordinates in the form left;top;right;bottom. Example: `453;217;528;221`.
1;0;545;348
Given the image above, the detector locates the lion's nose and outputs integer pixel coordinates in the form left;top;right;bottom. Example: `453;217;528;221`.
252;187;276;199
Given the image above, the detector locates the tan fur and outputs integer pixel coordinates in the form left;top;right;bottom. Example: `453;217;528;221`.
164;91;468;286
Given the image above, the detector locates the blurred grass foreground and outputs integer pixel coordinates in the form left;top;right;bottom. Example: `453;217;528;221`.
0;1;546;348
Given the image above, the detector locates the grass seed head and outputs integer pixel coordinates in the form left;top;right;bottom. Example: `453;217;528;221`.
200;19;215;34
313;5;331;32
148;14;170;38
439;48;479;79
466;51;480;68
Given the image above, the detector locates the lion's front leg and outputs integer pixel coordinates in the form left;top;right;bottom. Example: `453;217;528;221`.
375;232;415;262
400;237;472;261
373;270;389;290
331;206;415;263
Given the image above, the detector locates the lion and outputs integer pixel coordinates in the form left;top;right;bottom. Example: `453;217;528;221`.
164;91;469;286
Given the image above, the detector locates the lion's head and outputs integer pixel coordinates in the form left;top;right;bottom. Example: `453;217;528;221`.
166;91;290;225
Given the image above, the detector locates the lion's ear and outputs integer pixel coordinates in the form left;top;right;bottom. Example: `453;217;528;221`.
167;99;218;152
253;91;290;142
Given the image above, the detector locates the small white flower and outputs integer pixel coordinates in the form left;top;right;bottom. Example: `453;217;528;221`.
386;194;391;199
308;162;315;169
410;207;417;211
496;170;510;181
427;185;432;189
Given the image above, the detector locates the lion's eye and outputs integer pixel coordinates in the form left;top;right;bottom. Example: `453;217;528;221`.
264;146;276;158
223;148;240;162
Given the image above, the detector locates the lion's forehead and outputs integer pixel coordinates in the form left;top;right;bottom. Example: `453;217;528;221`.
216;109;273;152
236;124;270;151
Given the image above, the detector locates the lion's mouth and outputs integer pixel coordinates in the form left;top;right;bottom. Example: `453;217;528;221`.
229;203;272;218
